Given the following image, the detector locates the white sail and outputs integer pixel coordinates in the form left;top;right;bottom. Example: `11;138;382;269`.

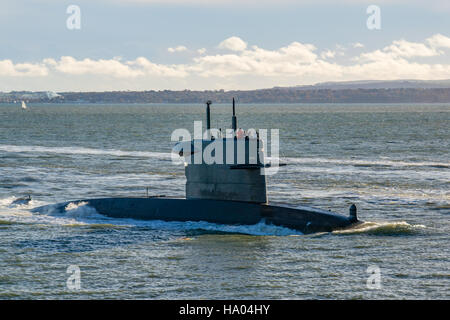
21;101;27;109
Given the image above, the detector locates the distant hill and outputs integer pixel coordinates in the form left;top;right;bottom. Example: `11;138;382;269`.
285;79;450;90
1;80;450;104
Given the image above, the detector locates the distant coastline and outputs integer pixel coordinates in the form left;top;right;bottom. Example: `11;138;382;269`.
2;80;450;104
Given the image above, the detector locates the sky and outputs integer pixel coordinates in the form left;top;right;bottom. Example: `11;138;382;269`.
1;0;450;91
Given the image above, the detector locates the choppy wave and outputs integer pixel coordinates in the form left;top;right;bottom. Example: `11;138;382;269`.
0;196;91;226
2;144;448;169
0;196;433;237
2;197;303;236
0;196;17;207
333;221;426;236
279;156;449;169
0;196;43;210
0;144;171;159
44;201;304;236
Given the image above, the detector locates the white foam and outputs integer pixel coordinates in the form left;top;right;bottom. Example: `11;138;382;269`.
0;196;430;237
2;144;446;170
333;221;426;235
130;219;304;236
0;196;303;235
279;156;449;168
55;202;303;235
0;195;46;209
0;144;171;160
0;197;86;226
0;196;16;207
62;201;108;220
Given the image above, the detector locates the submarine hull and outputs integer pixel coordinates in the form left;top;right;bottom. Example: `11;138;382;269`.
36;198;358;234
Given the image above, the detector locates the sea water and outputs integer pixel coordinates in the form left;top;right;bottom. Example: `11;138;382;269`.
0;103;448;299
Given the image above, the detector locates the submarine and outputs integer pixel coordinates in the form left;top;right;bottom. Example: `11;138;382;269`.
33;99;362;234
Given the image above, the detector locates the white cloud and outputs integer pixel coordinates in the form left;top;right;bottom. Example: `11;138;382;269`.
42;56;187;78
320;50;336;59
193;41;322;77
167;45;187;53
44;56;144;77
358;38;442;63
0;59;48;76
427;33;450;49
197;48;206;54
352;42;364;48
1;34;450;90
130;57;188;77
218;36;247;52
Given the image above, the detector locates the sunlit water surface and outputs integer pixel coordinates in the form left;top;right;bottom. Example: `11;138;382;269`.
0;103;448;299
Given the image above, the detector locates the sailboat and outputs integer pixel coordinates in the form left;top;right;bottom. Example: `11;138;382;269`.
21;101;27;110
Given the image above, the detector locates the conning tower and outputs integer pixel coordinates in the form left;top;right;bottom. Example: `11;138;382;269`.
185;99;268;204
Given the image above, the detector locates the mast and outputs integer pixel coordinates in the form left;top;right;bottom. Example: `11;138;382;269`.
206;100;212;139
232;97;237;132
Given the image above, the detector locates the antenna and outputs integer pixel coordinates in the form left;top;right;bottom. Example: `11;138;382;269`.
232;97;235;115
206;100;212;139
232;97;237;132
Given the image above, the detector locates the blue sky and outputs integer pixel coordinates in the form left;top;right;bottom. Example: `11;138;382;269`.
1;0;450;91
